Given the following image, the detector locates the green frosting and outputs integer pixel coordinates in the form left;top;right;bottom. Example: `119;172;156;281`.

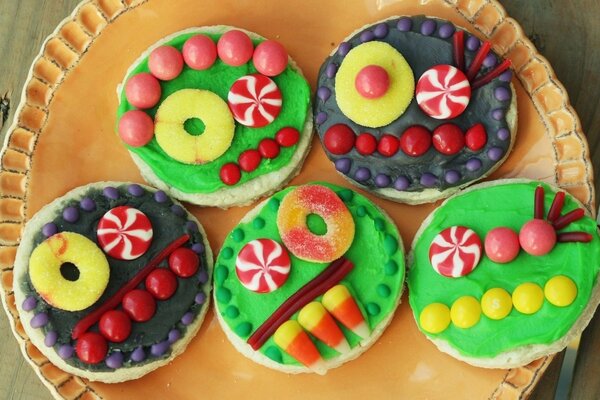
116;32;311;193
408;181;600;358
215;182;405;366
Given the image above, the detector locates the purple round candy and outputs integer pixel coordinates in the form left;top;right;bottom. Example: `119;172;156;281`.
42;222;58;238
374;23;389;38
103;186;119;200
171;204;185;217
374;173;391;188
58;344;74;359
127;184;144;197
488;147;504;161
354;167;371;182
360;30;375;43
325;63;338;79
30;312;49;328
438;23;455;39
63;206;79;223
185;221;198;232
420;173;437;187
497;128;510;141
317;87;331;102
181;312;194;326
79;197;96;212
445;170;461;184
394;176;410;191
338;42;351;56
483;53;497;68
499;70;513;82
131;347;146;362
151;340;170;357
168;329;181;344
154;190;168;203
466;36;481;51
44;330;58;347
106;352;124;369
22;296;37;311
197;269;209;284
334;158;352;174
195;292;207;305
316;112;328;125
420;20;436;36
491;108;505;121
397;17;412;32
494;87;510;102
191;242;205;254
466;158;483;171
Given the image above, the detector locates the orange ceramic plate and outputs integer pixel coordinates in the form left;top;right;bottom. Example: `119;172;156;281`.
0;0;594;399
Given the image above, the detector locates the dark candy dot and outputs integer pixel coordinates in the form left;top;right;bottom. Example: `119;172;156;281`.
360;30;375;42
171;204;185;217
63;206;79;223
253;217;266;229
466;158;483;171
168;329;181;343
317;86;331;102
385;260;398;275
215;265;229;284
103;186;119;200
339;189;354;202
445;170;461;184
367;302;381;316
438;23;455;38
375;174;391;188
42;222;58;237
185;221;198;232
397;17;412;32
127;184;144;197
357;206;367;217
221;247;233;259
420;20;436;36
31;312;49;328
58;345;74;360
488;147;504;161
226;306;240;318
384;234;398;255
491;108;505;120
374;23;389;38
45;330;58;347
131;347;146;362
181;312;194;326
497;128;510;141
195;292;207;304
79;197;96;211
335;158;352;174
265;346;283;362
197;269;209;284
494;87;510;101
217;287;232;303
232;228;245;242
483;53;497;68
499;70;513;82
151;340;170;356
377;284;391;298
466;36;481;51
235;322;253;337
394;176;410;191
325;63;338;78
191;242;205;254
22;296;37;311
106;352;124;369
316;112;328;125
354;167;371;182
420;173;437;187
154;190;168;203
374;218;385;231
269;198;280;211
338;42;351;56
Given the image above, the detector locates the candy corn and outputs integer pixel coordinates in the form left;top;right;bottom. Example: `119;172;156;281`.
273;320;325;372
322;285;370;339
298;302;350;354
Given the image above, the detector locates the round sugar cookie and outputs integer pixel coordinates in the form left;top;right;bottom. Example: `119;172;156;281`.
408;179;600;368
214;182;405;374
13;182;213;382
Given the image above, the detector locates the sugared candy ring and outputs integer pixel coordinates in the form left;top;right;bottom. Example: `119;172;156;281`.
97;206;153;260
429;226;482;277
154;88;235;164
29;232;110;311
227;74;282;128
277;185;355;263
416;64;471;119
235;238;291;293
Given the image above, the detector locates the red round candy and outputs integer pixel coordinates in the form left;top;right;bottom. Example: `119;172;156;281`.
99;310;132;343
378;134;400;157
122;289;156;322
217;30;254;66
220;163;241;185
355;65;390;99
323;124;355;155
465;123;487;151
253;40;288;77
146;268;178;300
276;127;300;147
182;34;217;70
400;126;432;157
432;123;465;155
118;110;155;147
148;46;184;81
485;227;520;263
259;138;280;159
169;247;200;278
238;149;261;172
519;219;557;256
125;73;162;109
355;133;377;155
76;332;108;364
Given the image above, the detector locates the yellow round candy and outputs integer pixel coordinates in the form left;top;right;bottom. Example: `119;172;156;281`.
419;303;451;334
512;283;544;314
545;276;577;307
481;288;512;320
335;41;414;128
155;89;235;164
450;296;481;329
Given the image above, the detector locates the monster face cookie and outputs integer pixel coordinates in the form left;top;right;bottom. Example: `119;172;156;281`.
13;183;213;382
117;27;312;207
214;183;404;374
314;17;516;204
408;180;600;368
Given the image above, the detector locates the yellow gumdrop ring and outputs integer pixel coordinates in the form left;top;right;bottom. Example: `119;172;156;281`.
335;41;414;128
29;232;110;311
154;89;235;164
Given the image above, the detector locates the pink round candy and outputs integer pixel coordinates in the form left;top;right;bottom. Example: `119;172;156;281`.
182;35;217;70
485;227;520;263
519;219;557;256
217;30;254;66
252;40;288;77
355;65;390;99
125;73;162;109
118;110;154;147
148;46;184;81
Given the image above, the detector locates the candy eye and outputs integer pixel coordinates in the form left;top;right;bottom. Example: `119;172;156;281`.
97;206;153;260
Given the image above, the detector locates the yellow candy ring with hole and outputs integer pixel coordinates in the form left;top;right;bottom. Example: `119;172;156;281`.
29;232;110;312
154;88;235;164
276;185;355;263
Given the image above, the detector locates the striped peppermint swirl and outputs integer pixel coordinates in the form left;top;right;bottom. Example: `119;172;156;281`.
416;65;471;120
97;206;153;260
235;238;291;293
428;226;482;277
227;73;282;128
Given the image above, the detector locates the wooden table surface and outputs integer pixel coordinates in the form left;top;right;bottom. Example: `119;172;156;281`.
0;1;599;399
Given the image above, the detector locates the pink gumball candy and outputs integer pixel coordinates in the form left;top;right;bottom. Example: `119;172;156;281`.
355;65;390;99
148;46;184;81
217;30;253;66
519;219;557;256
118;110;154;147
183;35;217;70
125;73;162;109
253;40;288;77
485;227;520;263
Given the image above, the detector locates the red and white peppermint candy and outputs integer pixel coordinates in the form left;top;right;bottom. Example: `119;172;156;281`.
429;226;482;277
97;206;153;260
416;65;471;120
228;73;282;127
235;238;291;293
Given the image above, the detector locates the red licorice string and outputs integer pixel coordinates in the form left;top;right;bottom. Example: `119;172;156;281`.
472;59;512;89
72;234;190;340
547;191;566;222
553;208;585;230
534;186;545;219
453;30;465;71
467;41;491;81
557;232;593;243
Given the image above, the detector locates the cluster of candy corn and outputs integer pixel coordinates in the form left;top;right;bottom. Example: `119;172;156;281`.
273;285;369;371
